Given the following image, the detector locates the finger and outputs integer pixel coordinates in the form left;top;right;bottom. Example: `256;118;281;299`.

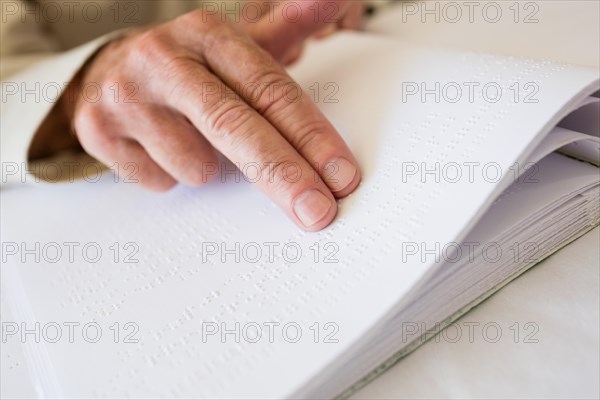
237;1;274;26
199;23;361;198
247;0;354;62
281;43;304;65
339;2;365;30
125;105;219;186
81;135;176;191
75;106;177;190
163;63;337;231
313;23;337;39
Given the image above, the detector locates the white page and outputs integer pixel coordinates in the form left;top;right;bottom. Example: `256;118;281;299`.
557;96;600;137
332;151;599;398
528;127;600;165
1;33;598;399
410;152;600;309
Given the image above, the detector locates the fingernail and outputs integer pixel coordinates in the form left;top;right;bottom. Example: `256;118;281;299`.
293;189;333;228
324;157;357;193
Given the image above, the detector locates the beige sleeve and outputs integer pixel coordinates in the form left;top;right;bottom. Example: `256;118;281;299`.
0;1;126;187
0;0;62;79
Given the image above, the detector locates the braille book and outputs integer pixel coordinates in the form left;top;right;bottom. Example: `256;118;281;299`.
2;32;598;398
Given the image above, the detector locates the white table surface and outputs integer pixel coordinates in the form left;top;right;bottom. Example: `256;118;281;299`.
2;1;599;398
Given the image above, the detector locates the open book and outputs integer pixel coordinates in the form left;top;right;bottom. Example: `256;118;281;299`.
2;32;599;398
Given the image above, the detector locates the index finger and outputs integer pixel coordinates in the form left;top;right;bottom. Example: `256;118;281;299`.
163;62;338;231
184;15;362;198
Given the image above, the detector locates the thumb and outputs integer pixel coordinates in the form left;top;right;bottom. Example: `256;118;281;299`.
246;0;356;62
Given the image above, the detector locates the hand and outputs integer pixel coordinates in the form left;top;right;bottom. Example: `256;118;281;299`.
239;0;365;64
66;1;363;231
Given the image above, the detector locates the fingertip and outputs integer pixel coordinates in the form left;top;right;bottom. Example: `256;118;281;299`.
322;157;361;197
139;174;177;192
292;188;338;231
332;167;361;198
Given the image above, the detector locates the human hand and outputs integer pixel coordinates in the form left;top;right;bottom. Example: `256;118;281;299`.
67;1;363;231
239;0;365;64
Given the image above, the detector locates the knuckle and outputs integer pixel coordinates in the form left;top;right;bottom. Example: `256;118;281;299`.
129;29;173;69
74;105;110;150
177;9;221;29
249;73;296;115
74;104;126;163
204;101;253;141
291;119;329;153
257;155;302;194
163;57;200;93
